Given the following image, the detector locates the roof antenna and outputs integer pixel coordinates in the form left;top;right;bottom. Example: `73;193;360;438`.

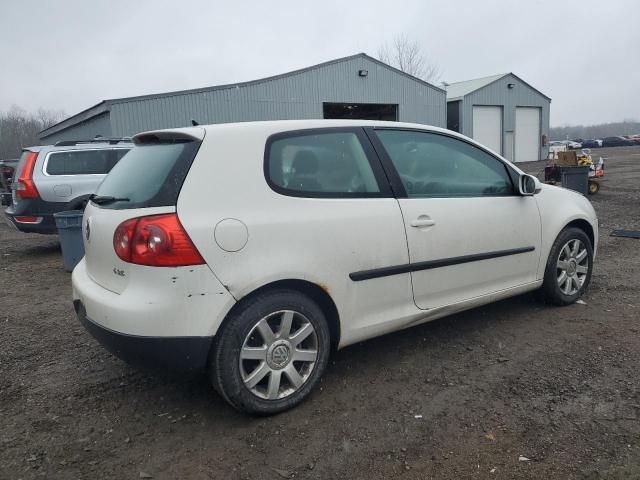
191;119;200;126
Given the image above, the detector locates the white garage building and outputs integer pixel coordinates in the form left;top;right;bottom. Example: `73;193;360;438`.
446;73;550;162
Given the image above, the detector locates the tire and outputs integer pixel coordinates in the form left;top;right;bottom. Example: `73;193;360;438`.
210;289;331;415
541;227;593;306
588;180;600;195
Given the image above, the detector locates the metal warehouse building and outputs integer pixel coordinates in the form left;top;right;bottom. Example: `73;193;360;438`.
40;53;446;143
446;73;551;162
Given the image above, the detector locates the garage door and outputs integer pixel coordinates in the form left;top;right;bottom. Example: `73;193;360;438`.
472;106;502;154
515;107;541;162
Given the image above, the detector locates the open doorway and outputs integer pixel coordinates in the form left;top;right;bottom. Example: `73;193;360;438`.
323;102;398;121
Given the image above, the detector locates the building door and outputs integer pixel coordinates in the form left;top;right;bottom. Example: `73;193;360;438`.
323;103;398;121
472;106;502;154
515;107;541;162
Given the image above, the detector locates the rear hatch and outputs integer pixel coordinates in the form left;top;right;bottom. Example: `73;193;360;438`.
82;128;204;294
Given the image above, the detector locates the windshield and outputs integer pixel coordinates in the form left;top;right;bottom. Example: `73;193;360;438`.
94;140;201;209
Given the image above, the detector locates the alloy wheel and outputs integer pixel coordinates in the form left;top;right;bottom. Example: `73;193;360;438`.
556;238;589;296
239;310;318;400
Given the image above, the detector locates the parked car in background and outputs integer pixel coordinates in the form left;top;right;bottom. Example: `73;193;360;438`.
550;140;582;150
4;138;132;234
73;120;598;415
0;158;19;206
624;135;640;145
602;136;634;147
581;139;602;148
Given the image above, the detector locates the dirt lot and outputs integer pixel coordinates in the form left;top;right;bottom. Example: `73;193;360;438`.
1;146;639;480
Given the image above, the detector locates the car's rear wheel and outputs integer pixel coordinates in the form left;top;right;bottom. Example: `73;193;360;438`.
541;227;593;305
210;289;330;415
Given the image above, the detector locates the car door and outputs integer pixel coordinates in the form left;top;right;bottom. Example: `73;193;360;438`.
368;128;542;310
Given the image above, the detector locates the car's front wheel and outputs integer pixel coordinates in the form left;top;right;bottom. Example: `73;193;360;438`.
541;227;593;305
210;289;331;415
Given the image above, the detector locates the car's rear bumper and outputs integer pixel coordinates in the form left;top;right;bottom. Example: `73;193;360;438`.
71;258;236;370
4;197;65;234
74;300;212;371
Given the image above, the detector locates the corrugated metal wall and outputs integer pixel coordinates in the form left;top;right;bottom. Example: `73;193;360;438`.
108;56;445;136
457;74;550;160
40;112;112;144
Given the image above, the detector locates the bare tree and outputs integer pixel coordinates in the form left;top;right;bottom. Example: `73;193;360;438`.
36;107;65;130
0;106;66;158
377;34;441;83
550;120;640;141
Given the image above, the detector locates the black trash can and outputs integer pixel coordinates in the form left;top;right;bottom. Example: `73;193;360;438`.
54;210;85;272
544;165;590;195
560;165;590;195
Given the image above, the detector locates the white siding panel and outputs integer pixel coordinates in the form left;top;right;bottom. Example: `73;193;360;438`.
515;107;541;162
472;106;502;154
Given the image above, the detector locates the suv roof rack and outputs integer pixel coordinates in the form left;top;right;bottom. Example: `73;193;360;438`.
54;136;132;147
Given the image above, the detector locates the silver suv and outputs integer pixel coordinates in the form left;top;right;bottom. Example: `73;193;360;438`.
4;138;132;234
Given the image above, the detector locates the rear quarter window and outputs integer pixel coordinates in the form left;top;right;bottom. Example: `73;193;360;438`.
265;129;385;197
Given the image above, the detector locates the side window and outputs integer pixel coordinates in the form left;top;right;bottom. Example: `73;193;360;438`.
375;130;514;197
106;148;131;173
266;131;381;195
46;150;115;175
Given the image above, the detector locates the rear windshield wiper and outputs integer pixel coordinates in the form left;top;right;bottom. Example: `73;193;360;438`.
91;195;130;205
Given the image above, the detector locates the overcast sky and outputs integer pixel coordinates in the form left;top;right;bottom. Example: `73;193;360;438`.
1;0;638;126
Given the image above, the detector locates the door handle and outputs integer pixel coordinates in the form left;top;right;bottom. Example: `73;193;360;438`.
410;216;436;228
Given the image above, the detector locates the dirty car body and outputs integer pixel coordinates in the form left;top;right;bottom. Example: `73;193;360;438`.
72;120;598;414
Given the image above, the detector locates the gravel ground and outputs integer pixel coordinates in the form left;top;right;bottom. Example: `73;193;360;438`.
1;146;639;480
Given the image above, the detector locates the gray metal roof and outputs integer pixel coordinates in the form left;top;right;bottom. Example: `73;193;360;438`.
445;72;551;102
40;53;445;138
445;73;507;100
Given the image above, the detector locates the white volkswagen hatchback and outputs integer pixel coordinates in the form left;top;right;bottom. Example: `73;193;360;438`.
72;120;598;414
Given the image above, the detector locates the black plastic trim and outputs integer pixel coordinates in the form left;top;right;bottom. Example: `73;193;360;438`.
74;301;212;371
4;197;67;234
363;127;408;198
263;127;393;199
349;246;536;281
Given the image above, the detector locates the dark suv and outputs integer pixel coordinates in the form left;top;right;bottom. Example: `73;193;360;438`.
4;138;132;234
602;136;633;147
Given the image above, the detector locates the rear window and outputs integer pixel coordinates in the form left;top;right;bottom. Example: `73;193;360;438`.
46;148;130;175
94;140;200;209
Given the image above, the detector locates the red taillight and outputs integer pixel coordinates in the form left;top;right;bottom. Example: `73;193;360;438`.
14;216;42;224
113;214;204;267
15;152;39;199
113;218;137;262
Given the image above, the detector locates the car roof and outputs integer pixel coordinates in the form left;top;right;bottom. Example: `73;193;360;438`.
202;119;451;134
136;119;469;144
133;119;526;175
24;141;132;153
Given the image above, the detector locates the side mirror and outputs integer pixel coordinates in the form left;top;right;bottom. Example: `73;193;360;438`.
519;174;541;196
